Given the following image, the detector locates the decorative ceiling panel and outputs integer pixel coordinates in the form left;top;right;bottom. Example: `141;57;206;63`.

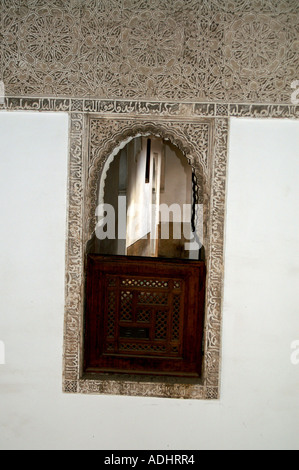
1;0;298;103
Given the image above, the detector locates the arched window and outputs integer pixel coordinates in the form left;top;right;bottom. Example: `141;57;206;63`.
83;135;206;379
63;113;227;400
92;136;203;260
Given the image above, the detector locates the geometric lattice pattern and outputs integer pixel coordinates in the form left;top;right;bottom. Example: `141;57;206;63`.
120;291;133;322
1;1;298;104
105;276;184;358
107;291;116;338
172;295;181;342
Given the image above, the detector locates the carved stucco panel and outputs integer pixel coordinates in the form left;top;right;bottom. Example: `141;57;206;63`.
1;1;298;103
63;112;85;385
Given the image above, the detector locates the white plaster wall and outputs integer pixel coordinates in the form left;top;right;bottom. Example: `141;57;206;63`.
0;113;298;450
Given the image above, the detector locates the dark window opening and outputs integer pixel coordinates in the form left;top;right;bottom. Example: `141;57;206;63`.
84;136;206;380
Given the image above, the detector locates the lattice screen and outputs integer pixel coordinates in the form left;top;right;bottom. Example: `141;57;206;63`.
104;276;184;357
84;255;206;378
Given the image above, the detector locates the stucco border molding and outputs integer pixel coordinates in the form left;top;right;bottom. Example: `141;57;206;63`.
1;97;298;120
62;110;229;400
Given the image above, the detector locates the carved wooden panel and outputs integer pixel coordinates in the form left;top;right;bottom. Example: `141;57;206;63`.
84;255;205;378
